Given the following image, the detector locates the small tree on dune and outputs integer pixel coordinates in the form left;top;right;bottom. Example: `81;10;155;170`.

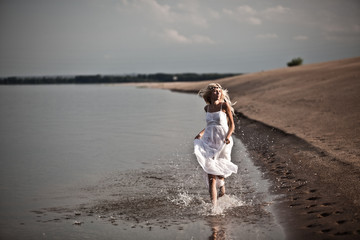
287;57;303;67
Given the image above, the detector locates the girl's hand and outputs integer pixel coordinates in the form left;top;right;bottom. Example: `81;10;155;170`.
224;138;230;144
195;129;205;140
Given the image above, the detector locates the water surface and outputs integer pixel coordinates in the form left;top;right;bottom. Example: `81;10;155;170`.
0;85;284;239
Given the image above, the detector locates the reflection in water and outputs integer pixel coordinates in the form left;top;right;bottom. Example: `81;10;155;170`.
208;216;227;240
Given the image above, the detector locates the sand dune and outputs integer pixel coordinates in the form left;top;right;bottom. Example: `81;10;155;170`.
146;57;360;167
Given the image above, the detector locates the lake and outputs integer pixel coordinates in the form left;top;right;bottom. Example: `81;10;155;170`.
0;84;284;239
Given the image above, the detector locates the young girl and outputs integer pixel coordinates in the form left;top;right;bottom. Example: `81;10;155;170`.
194;83;238;206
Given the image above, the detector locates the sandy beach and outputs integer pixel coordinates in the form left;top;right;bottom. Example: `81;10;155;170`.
140;57;360;239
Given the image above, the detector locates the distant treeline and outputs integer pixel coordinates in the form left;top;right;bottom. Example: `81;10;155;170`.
0;73;241;84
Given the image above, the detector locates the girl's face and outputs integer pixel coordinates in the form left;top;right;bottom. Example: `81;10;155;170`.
210;87;222;102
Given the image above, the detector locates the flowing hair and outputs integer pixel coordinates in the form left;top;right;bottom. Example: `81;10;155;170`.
198;83;236;115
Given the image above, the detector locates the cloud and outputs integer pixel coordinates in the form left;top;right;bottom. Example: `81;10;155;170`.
192;35;215;44
186;15;208;28
162;29;215;44
293;35;309;40
256;33;278;39
322;23;360;42
223;6;261;25
223;4;290;26
118;0;210;28
208;9;220;19
264;5;290;14
121;0;129;5
237;5;257;15
133;0;174;22
324;24;358;34
163;29;191;44
248;17;262;25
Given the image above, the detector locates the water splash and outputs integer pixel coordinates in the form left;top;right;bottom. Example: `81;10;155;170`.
203;195;245;216
167;191;197;207
168;191;245;217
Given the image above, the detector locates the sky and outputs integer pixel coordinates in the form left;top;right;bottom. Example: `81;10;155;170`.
0;0;359;77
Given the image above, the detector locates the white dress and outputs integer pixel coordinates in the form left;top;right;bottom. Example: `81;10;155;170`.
194;104;238;180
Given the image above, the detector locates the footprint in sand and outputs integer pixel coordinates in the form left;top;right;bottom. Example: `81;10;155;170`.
318;212;331;217
336;220;346;225
304;189;317;194
334;231;351;236
307;210;320;214
305;204;317;209
320;202;333;207
307;196;320;201
307;223;321;228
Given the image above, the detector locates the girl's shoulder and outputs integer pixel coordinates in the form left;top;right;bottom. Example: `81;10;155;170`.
221;101;230;109
204;105;208;112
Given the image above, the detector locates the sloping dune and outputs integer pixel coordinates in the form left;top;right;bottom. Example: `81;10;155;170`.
148;57;360;167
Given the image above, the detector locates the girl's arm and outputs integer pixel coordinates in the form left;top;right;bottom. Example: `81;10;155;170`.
224;102;235;144
195;105;207;139
195;129;205;139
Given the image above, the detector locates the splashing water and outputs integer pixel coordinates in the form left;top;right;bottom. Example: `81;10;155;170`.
168;191;245;217
216;195;244;214
167;191;197;207
201;194;245;216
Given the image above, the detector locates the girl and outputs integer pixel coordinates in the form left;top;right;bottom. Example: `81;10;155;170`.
194;83;238;206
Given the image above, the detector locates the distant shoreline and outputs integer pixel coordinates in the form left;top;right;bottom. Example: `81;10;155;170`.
0;73;241;85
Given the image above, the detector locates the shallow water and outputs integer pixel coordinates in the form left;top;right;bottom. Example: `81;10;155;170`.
0;85;284;239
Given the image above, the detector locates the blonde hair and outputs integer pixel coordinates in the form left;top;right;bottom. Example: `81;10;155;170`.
198;83;236;115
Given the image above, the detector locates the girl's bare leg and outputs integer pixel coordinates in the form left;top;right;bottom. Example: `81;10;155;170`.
218;177;225;197
208;174;217;206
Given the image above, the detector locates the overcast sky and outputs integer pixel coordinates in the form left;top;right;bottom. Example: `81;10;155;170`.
1;0;359;77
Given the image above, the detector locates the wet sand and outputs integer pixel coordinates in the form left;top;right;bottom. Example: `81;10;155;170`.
236;114;360;239
139;57;360;239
